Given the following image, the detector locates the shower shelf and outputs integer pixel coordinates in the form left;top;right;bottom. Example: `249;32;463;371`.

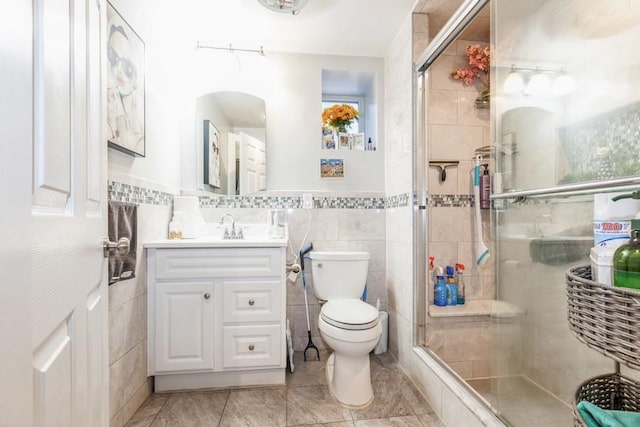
428;299;523;319
566;265;640;426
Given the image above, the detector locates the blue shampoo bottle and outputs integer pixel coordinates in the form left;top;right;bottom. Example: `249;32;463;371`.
434;266;447;306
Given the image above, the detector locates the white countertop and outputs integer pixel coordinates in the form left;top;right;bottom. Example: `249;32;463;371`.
144;236;288;249
144;223;289;249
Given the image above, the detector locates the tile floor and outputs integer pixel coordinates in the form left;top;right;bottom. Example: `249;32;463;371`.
126;351;445;427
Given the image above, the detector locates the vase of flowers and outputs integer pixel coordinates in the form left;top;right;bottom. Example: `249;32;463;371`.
322;104;359;137
451;44;491;109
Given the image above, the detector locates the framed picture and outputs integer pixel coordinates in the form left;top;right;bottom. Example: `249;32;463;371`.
320;158;344;179
203;120;221;188
322;127;335;150
106;2;145;157
352;133;365;151
338;132;351;150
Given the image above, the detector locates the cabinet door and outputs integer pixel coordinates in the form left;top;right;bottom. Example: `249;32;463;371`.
155;282;214;373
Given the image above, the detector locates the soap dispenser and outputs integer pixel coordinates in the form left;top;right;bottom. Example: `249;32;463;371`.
168;212;183;240
613;218;640;290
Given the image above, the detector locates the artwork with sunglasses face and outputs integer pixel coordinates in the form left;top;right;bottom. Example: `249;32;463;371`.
107;3;145;156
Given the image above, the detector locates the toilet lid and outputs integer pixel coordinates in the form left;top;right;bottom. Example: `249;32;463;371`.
321;299;380;330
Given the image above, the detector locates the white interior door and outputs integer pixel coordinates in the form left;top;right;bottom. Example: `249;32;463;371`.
1;0;36;425
225;132;240;195
239;132;266;195
5;0;110;426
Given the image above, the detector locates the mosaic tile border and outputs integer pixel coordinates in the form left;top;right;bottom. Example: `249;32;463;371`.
314;196;386;209
108;181;173;206
386;193;411;208
428;194;474;208
199;195;386;209
107;181;466;210
200;195;301;209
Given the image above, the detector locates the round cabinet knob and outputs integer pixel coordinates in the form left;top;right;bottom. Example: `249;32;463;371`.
204;293;211;300
248;344;255;351
248;299;255;306
317;263;323;268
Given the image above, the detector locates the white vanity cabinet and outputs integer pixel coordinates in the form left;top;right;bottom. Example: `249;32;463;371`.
146;243;287;392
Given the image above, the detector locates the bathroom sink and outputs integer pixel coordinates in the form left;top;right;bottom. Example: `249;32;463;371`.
144;223;288;248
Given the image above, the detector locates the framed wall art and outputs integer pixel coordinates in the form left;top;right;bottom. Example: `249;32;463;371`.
203;120;221;188
106;1;145;157
320;158;344;179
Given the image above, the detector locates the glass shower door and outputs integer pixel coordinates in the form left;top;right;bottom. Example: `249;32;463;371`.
492;0;640;425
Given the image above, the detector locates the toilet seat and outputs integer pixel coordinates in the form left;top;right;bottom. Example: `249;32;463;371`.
320;299;380;330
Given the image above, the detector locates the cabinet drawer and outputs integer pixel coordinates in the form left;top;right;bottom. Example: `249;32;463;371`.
155;248;283;280
223;280;281;323
223;325;282;369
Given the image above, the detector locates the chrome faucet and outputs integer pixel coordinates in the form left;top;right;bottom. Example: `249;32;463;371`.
220;213;236;239
220;214;244;239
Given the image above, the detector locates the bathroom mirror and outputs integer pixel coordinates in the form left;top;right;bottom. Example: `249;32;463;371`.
196;91;267;195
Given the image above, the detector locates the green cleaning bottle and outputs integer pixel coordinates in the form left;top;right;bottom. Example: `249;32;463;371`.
613;218;640;290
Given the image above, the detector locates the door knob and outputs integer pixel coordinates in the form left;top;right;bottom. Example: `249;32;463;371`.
103;237;130;258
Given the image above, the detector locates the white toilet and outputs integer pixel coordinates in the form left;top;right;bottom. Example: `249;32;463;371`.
309;251;382;408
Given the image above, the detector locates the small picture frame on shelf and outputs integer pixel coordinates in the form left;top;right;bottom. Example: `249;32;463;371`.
320;158;344;178
338;132;351;150
352;133;365;151
322;128;335;150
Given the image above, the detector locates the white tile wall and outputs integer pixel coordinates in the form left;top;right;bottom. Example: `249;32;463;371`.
108;195;171;426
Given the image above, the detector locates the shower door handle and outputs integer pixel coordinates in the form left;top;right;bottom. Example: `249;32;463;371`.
103;237;130;258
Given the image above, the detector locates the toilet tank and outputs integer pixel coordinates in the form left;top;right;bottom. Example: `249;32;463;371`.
308;251;370;300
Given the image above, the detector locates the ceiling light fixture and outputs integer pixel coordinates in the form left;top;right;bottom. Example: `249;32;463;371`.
257;0;309;15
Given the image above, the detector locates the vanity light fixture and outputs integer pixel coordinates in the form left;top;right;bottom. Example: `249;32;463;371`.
503;66;574;96
257;0;309;15
196;42;265;57
552;72;575;96
525;70;551;96
503;66;524;94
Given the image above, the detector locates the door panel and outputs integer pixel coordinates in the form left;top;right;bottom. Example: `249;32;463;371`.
33;0;72;210
239;133;266;195
33;319;73;427
30;0;108;425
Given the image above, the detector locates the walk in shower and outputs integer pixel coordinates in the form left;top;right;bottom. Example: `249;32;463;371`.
414;0;640;425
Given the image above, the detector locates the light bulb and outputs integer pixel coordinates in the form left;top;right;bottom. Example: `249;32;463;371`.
552;73;575;96
525;72;551;96
503;71;524;94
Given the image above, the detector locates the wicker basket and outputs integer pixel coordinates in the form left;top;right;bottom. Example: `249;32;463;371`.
572;373;640;427
566;266;640;370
